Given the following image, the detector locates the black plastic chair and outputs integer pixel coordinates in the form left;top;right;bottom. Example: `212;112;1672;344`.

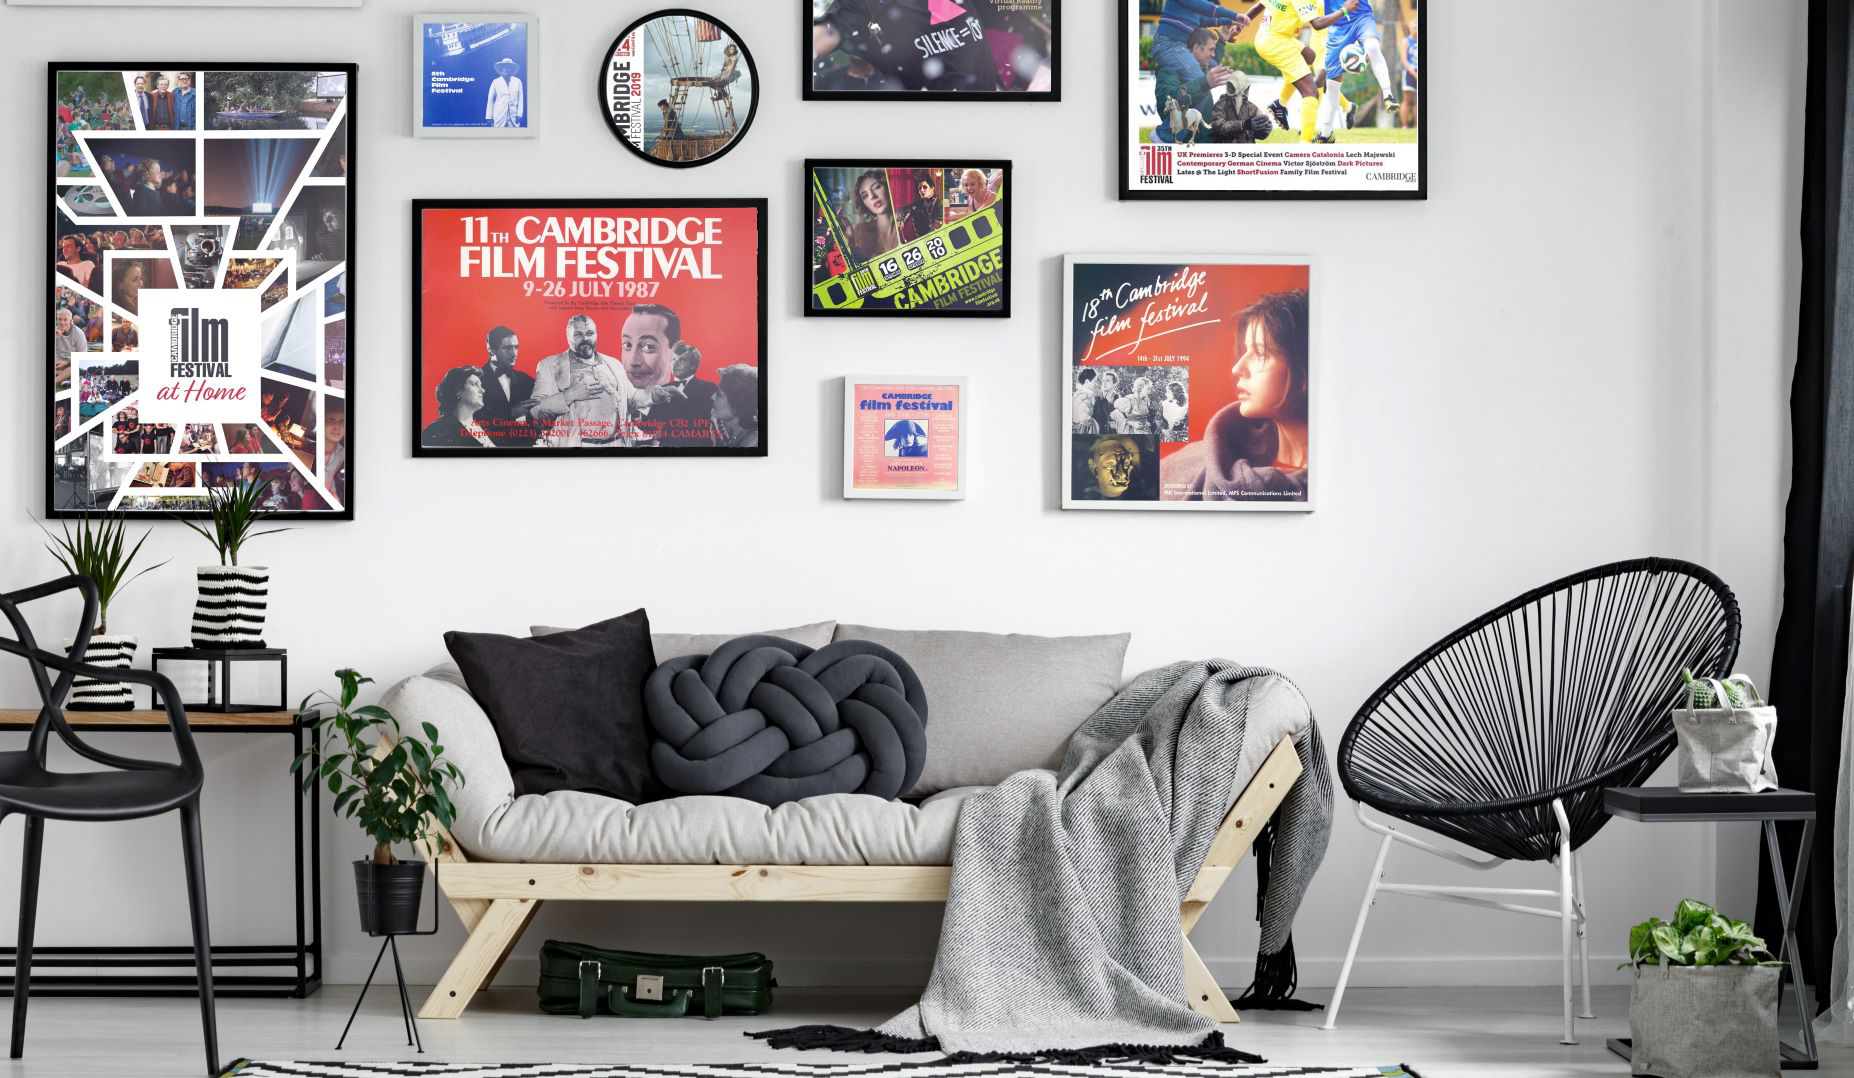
0;575;218;1076
1321;558;1740;1045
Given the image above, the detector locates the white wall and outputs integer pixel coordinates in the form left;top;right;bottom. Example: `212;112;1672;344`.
0;0;1806;991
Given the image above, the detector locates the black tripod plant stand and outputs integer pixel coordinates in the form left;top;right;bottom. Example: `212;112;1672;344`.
336;859;440;1052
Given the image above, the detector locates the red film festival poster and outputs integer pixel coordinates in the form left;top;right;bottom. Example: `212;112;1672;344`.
845;378;964;499
1064;257;1312;512
414;200;765;454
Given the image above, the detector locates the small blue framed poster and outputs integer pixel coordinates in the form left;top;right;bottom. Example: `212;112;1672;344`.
414;13;536;138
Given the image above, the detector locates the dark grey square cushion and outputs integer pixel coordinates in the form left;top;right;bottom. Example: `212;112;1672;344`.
445;609;656;801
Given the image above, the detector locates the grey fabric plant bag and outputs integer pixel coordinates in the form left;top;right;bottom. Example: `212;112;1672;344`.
1673;676;1780;794
1629;961;1780;1078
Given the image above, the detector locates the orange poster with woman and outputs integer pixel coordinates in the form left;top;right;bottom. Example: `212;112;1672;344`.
1063;256;1312;511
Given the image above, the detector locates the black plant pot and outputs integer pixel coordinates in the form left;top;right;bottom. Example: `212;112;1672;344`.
353;860;426;936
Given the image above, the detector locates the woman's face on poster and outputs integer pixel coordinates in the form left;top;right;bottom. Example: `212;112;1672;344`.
857;177;889;216
961;172;985;204
711;388;737;429
1232;317;1293;420
460;373;485;410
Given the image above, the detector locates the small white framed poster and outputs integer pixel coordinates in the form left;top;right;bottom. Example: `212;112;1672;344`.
842;376;966;500
414;13;536;138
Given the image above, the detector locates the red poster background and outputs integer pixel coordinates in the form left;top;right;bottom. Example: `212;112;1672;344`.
417;205;761;428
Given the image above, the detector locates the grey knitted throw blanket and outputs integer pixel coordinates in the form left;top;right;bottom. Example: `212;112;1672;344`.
751;660;1333;1063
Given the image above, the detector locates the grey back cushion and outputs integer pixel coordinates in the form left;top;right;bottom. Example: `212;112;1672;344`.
531;620;837;666
832;624;1130;795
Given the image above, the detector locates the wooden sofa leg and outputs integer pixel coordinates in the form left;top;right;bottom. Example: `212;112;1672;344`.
1182;933;1239;1024
419;897;538;1019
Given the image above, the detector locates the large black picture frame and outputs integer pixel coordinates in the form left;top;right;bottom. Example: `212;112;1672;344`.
1116;1;1426;202
46;61;359;520
409;197;769;458
804;2;1061;101
804;158;1012;320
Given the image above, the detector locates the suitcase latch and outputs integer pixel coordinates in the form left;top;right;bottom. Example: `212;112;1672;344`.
635;974;665;1001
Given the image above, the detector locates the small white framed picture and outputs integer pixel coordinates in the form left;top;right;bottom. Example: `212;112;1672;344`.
842;376;966;501
414;13;535;137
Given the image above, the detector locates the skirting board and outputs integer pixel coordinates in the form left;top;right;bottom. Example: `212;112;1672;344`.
324;951;1638;990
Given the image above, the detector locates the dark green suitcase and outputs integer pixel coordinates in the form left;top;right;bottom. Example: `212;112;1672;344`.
538;940;775;1019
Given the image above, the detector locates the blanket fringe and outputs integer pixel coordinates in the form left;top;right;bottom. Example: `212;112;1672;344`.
744;1027;1264;1065
1231;937;1324;1011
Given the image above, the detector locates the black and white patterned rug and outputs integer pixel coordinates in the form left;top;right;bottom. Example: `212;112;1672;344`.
221;1062;1421;1078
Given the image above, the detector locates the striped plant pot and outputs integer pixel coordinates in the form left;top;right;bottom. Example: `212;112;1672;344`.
191;565;270;648
62;634;136;711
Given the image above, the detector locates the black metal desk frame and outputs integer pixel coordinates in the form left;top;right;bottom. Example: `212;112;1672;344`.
0;708;321;999
1602;786;1817;1070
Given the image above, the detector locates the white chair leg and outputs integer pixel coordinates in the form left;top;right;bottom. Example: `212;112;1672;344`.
1572;851;1594;1020
1323;830;1393;1031
1556;805;1577;1045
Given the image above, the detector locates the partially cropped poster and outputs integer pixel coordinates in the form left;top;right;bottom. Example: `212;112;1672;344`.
1119;0;1423;200
1063;256;1313;511
48;63;355;518
807;159;1010;317
843;377;966;500
412;199;767;456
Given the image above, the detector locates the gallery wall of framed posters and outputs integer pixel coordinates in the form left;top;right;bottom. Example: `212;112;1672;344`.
411;198;767;456
48;62;356;518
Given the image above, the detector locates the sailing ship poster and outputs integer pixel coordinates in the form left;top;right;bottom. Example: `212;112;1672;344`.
806;159;1011;318
602;10;758;169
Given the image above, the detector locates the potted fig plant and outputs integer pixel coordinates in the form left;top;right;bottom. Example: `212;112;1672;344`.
1624;899;1783;1078
292;669;464;936
36;510;167;710
175;478;292;648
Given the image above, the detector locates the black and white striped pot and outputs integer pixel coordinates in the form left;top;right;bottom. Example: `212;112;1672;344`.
62;634;136;711
191;565;270;649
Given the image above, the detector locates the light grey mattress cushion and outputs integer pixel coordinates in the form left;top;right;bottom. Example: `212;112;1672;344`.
831;624;1132;795
528;620;838;666
383;668;975;866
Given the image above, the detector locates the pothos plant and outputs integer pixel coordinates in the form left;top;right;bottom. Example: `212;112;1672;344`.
291;669;464;866
1624;898;1781;969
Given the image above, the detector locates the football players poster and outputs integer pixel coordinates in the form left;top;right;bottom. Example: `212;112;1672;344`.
807;160;1010;317
47;63;355;518
843;377;966;500
1063;256;1314;511
1118;0;1423;199
411;199;767;456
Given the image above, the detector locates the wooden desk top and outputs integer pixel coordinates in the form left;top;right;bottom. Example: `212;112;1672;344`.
0;709;297;731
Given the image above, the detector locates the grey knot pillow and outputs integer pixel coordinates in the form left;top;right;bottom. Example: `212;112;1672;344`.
644;634;929;806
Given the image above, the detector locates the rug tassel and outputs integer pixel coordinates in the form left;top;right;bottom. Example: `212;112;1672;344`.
746;1028;1263;1065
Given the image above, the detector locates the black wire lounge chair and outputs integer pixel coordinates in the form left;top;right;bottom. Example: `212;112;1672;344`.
1322;557;1740;1044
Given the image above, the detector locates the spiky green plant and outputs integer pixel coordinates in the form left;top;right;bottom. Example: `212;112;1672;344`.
35;511;168;635
174;479;293;566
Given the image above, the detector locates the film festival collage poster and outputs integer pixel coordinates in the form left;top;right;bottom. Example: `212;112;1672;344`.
807;160;1009;317
1064;257;1312;512
1120;0;1423;199
843;377;966;500
412;199;767;455
49;63;355;518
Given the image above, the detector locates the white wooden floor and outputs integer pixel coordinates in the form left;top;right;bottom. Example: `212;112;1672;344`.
4;985;1851;1078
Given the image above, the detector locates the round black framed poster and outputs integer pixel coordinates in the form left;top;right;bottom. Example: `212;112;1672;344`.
600;9;759;169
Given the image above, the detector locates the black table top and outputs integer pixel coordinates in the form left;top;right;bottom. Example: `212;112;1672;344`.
1604;785;1816;821
149;647;287;659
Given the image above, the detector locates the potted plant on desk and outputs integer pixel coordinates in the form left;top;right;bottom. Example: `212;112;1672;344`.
1625;898;1782;1078
292;669;464;935
175;478;292;648
36;511;167;709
